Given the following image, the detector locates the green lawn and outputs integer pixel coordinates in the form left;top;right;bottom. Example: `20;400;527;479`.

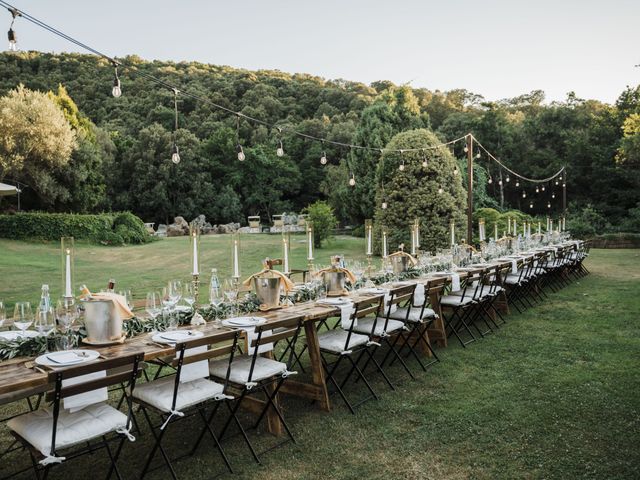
1;247;639;479
0;234;369;307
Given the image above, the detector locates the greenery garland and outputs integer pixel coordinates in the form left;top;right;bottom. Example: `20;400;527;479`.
0;266;441;361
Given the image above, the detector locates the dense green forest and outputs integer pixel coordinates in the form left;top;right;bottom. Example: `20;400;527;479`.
0;51;638;231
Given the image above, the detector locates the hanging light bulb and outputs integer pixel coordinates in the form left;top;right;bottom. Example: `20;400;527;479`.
555;179;559;186
547;202;551;209
7;8;18;52
111;65;121;98
438;185;444;194
171;143;180;164
488;176;493;184
476;151;481;159
422;156;428;168
463;145;468;153
349;173;356;186
506;175;510;183
529;201;534;209
320;151;327;165
236;144;245;161
453;165;459;175
535;186;540;193
276;139;284;157
382;200;388;210
562;182;566;188
515;179;520;187
522;191;526;199
541;184;546;192
399;160;405;172
552;192;556;199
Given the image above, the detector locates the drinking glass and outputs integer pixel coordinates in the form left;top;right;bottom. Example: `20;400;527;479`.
182;283;195;310
0;300;5;328
146;292;162;320
35;306;55;352
55;299;77;350
13;302;33;337
163;309;179;331
223;279;238;317
118;290;133;308
168;280;182;307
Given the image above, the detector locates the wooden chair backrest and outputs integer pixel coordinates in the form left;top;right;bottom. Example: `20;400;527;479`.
172;329;241;368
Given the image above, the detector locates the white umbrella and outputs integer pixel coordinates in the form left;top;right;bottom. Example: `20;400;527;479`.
0;182;19;196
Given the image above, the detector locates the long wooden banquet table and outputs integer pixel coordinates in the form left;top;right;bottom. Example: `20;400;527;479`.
0;243;576;435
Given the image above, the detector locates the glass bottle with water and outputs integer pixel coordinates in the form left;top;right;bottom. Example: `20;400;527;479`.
209;268;223;307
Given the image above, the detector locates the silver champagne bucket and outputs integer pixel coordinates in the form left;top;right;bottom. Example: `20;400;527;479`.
390;255;409;274
82;299;122;342
253;277;281;308
323;271;346;294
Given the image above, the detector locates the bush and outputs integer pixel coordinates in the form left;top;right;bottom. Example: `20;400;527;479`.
303;201;338;248
351;225;365;238
567;205;609;238
0;211;151;245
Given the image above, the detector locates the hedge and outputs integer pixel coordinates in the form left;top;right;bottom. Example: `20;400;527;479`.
0;212;151;245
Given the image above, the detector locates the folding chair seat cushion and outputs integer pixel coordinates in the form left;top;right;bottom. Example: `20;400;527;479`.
352;318;405;336
389;306;436;323
318;329;369;353
440;295;474;306
210;356;287;385
132;376;225;413
504;275;523;285
7;403;127;457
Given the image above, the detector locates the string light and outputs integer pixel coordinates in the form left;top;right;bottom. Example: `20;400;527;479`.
463;145;468;153
488;176;493;185
276;139;284;157
453;165;459;175
320;151;327;165
535;186;540;193
111;63;121;98
506;175;510;183
529;201;533;209
476;151;481;159
349;172;356;186
170;88;180;164
515;179;520;187
438;185;444;194
399;150;405;171
541;184;546;192
421;152;428;168
552;192;556;199
236;144;245;161
547;202;551;208
7;7;18;51
522;190;526;198
498;178;503;186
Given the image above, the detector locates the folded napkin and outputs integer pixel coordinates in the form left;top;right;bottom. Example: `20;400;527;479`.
82;290;133;320
315;267;357;284
450;273;461;292
413;283;426;307
509;259;518;274
243;269;295;292
318;299;355;329
388;251;418;266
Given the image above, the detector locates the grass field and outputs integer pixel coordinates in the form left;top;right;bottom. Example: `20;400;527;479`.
1;246;639;479
0;235;369;307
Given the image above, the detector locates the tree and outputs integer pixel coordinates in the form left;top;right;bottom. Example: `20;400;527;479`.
616;113;640;165
373;129;467;252
0;85;76;206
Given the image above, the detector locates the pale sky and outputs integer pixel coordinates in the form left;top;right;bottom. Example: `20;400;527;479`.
5;0;640;104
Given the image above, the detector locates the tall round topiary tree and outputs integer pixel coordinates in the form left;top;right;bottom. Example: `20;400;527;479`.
373;129;467;253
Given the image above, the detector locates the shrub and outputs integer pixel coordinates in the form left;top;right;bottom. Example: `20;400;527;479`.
0;211;151;245
567;205;609;238
303;201;338;248
351;225;365;237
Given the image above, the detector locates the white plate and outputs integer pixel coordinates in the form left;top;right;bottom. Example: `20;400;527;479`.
0;330;39;341
221;317;266;328
151;330;204;344
360;288;387;294
36;349;100;367
317;297;350;305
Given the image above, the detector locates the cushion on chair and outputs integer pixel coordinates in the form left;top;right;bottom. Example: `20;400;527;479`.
388;306;436;323
7;403;127;457
132;376;224;413
352;317;405;336
440;295;474;306
209;356;287;385
318;329;369;354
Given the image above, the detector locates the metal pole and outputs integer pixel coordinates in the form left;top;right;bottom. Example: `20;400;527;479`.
466;134;473;244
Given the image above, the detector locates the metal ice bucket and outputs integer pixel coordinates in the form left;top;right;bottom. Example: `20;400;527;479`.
82;299;122;342
323;271;346;294
253;276;281;308
390;255;409;274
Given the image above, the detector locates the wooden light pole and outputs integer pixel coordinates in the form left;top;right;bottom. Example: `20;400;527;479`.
466;134;474;245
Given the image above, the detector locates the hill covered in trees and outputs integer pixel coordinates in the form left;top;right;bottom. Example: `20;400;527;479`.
0;51;638;231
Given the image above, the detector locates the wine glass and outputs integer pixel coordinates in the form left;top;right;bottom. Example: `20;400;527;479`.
146;292;162;320
0;300;5;328
118;290;133;309
223;279;238;318
168;280;182;307
55;299;77;351
182;283;195;310
13;302;33;337
35;305;55;352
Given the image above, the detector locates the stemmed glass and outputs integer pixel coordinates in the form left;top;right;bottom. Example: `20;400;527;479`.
35;305;56;352
182;283;195;310
168;280;182;307
146;292;162;321
55;299;77;351
118;290;133;309
0;300;5;329
223;279;238;318
13;302;33;337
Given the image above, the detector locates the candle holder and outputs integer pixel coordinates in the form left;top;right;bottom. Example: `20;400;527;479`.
192;274;200;306
61;237;75;300
282;229;291;276
231;231;241;281
306;223;314;277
